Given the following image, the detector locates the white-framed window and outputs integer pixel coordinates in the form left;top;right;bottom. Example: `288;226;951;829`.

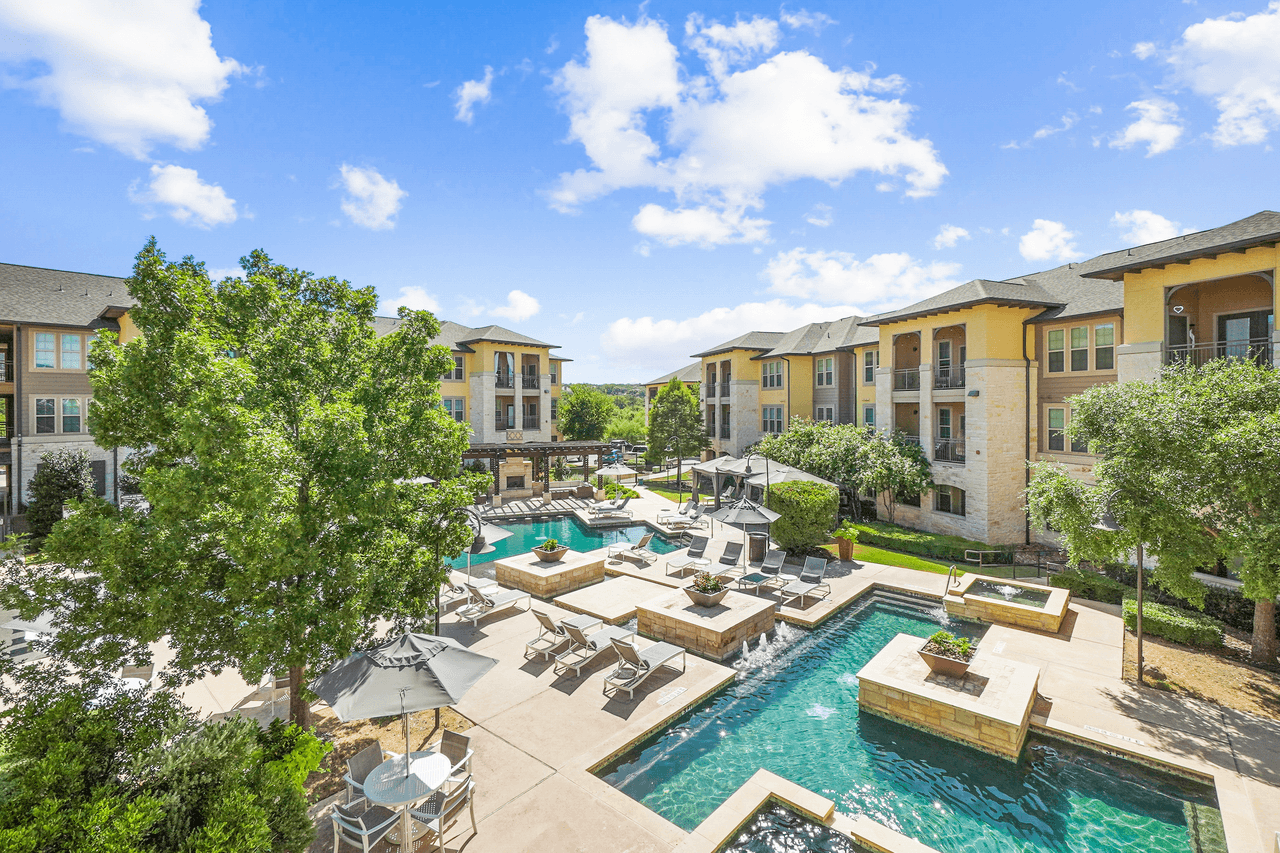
442;398;465;422
1047;329;1065;373
863;350;879;384
34;333;56;369
1094;323;1115;371
1046;406;1088;453
1070;326;1089;371
937;407;952;440
550;398;559;421
448;357;464;381
815;357;833;386
937;340;952;372
762;361;783;388
35;398;55;433
549;362;559;384
762;406;784;433
61;398;82;433
935;485;965;516
815;406;834;422
61;334;82;370
863;406;875;427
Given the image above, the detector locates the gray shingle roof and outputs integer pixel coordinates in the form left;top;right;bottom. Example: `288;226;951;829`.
372;317;557;352
859;280;1063;327
1081;210;1280;281
645;363;702;386
691;331;786;358
0;262;131;328
753;315;882;357
458;324;557;349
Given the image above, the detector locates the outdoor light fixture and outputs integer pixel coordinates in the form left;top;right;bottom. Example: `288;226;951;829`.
1093;490;1146;686
967;390;980;397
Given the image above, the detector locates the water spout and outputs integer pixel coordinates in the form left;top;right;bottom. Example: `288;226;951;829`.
997;584;1018;601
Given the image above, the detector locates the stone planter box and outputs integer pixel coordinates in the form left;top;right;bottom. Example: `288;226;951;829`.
918;649;972;679
496;550;605;599
532;546;569;563
684;587;729;608
638;588;775;661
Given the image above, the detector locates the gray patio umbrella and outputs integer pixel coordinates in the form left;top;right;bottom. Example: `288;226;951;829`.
310;633;497;774
708;496;780;563
595;462;639;486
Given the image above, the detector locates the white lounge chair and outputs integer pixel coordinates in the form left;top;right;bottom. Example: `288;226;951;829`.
553;622;635;676
441;577;497;611
586;496;624;514
524;610;601;660
603;638;687;699
657;499;696;522
779;557;830;608
457;582;531;626
666;535;710;577
607;532;656;564
665;504;708;530
591;496;633;519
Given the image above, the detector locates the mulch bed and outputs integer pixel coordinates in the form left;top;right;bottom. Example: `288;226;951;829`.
1123;625;1280;721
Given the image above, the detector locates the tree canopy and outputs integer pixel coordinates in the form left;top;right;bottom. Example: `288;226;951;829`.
1026;360;1280;664
557;385;614;441
0;242;487;725
25;448;96;548
646;378;709;474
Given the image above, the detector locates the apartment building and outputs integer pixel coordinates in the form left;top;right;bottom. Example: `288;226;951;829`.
687;210;1278;546
374;317;567;445
642;363;701;423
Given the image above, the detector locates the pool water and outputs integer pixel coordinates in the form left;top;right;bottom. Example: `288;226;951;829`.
446;516;681;570
600;595;1219;853
970;580;1052;608
725;804;861;852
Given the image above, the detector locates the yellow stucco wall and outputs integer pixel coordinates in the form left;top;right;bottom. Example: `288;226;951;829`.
118;312;141;344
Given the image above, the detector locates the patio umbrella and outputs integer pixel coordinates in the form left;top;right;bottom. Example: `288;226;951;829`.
745;467;833;488
708;496;780;563
465;518;512;580
310;633;497;774
594;462;639;486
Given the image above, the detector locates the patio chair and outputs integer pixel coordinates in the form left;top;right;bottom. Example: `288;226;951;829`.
332;798;399;853
408;777;477;853
603;638;687;699
717;541;744;573
657;499;696;521
525;610;578;660
593;496;633;519
607;532;656;564
457;582;532;626
441;577;497;611
342;742;385;804
586;496;623;514
440;730;473;791
553;622;635;677
735;549;788;595
666;504;708;530
779;556;830;608
666;535;710;577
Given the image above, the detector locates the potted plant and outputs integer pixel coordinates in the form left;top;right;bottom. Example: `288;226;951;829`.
918;630;976;678
532;538;569;562
684;572;730;607
833;522;859;562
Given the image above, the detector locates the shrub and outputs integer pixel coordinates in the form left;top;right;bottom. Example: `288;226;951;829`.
847;520;1012;564
1122;599;1224;647
691;571;726;593
923;630;974;661
26;448;96;549
602;481;639;499
833;522;860;544
766;481;839;552
539;539;560;550
1049;568;1126;604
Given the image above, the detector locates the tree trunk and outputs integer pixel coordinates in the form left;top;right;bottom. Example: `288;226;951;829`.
1251;598;1278;665
289;664;311;729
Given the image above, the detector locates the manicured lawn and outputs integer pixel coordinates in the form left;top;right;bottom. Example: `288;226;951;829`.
821;542;958;575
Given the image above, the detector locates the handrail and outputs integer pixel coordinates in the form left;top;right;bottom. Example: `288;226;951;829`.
946;565;962;591
964;549;998;566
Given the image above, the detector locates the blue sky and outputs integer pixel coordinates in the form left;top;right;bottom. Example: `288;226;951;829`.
1;1;1277;381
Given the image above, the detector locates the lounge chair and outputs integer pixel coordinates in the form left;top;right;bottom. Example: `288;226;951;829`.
440;730;473;792
525;610;577;660
666;535;710;576
735;549;787;595
666;504;708;530
408;777;477;853
603;638;687;699
717;541;744;573
586;497;622;514
342;742;385;804
592;496;632;519
457;582;531;626
607;532;656;564
779;556;830;608
332;798;399;853
441;577;497;611
553;622;635;676
657;499;696;521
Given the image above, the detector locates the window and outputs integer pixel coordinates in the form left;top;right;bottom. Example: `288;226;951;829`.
762;361;783;388
62;398;82;433
937;407;952;440
550;398;559;421
61;334;82;370
762;406;784;433
815;406;833;422
549;362;558;384
898;492;920;507
863;350;878;384
1070;326;1089;371
1095;323;1115;371
449;357;464;381
1047;406;1089;453
35;333;56;369
442;398;465;422
863;406;875;428
815;357;833;386
935;485;965;516
85;334;98;369
937;340;951;371
35;398;55;433
1047;329;1064;373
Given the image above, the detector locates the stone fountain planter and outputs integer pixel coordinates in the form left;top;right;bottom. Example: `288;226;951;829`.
684;588;729;608
532;545;569;563
918;648;972;679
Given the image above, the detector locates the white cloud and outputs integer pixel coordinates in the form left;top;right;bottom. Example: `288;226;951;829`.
805;203;833;227
1110;98;1183;155
932;224;969;249
383;285;441;314
1168;1;1280;145
779;8;837;33
337;164;406;230
1111;209;1192;244
549;14;946;246
1033;111;1078;139
632;203;771;246
1133;41;1157;59
0;0;244;159
762;248;962;308
207;266;244;280
129;164;236;228
491;290;541;322
546;35;560;54
1018;219;1082;263
454;65;494;124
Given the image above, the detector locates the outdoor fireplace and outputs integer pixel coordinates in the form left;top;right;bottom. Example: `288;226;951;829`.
506;476;526;489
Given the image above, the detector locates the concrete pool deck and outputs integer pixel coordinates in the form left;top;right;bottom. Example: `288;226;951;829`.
303;486;1280;853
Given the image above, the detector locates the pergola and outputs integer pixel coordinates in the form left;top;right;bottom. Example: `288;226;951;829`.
461;440;613;493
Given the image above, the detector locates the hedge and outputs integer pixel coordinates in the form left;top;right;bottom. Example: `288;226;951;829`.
766;481;839;552
1104;565;1280;644
602;482;639;499
1049;569;1126;605
1122;599;1224;648
847;521;1013;564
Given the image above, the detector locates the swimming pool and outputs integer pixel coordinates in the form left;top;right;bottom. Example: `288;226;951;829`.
446;516;682;570
600;594;1220;853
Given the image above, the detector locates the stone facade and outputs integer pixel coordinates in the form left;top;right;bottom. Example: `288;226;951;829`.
945;575;1071;633
637;588;775;661
495;549;605;599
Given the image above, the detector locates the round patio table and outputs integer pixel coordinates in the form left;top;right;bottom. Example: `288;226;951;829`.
364;751;451;849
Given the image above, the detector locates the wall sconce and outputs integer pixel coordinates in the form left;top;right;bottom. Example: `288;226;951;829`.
967;390;980;397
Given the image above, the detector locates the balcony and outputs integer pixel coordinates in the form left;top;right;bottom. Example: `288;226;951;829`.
893;368;920;391
934;437;965;464
934;366;966;389
523;415;539;429
0;360;9;382
720;377;731;397
522;375;540;389
495;417;513;431
495;373;515;389
1163;339;1273;368
719;425;731;439
705;382;716;398
898;433;921;447
705;424;716;437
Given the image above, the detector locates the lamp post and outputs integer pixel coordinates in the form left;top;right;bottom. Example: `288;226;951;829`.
742;452;771;507
1093;491;1144;686
666;442;683;500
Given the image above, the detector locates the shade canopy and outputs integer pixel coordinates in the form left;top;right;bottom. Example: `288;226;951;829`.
708;496;780;527
745;466;834;489
595;463;638;478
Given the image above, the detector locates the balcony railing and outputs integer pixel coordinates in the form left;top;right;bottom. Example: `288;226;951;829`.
705;382;716;398
720;377;731;397
522;415;539;429
522;375;540;389
705;424;716;436
934;437;965;464
1163;339;1274;368
719;425;731;439
495;373;514;389
494;417;513;431
898;433;921;446
0;360;8;382
893;368;920;391
934;366;966;389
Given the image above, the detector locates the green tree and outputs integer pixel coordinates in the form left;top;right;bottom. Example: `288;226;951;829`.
1027;360;1280;664
605;406;647;443
858;433;933;525
646;378;710;490
765;480;839;552
1;242;487;726
25;448;95;549
557;385;613;441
